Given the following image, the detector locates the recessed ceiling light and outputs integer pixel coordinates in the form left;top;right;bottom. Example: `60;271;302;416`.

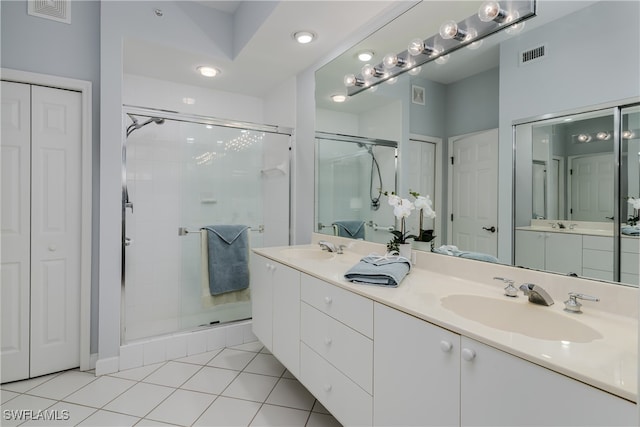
196;66;220;77
331;94;346;103
356;51;374;62
293;31;315;44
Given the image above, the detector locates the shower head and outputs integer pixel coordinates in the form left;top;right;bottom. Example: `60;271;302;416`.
126;114;165;137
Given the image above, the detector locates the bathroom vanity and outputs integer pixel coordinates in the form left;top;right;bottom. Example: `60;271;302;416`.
251;235;637;426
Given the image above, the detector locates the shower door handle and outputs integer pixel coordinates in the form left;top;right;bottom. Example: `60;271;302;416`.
125;202;134;213
124;237;133;247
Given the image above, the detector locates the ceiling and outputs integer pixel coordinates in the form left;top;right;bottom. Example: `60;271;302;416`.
123;0;400;97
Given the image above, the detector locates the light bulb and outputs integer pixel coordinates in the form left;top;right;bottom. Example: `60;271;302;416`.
478;1;507;23
596;131;611;140
362;63;384;78
439;20;467;41
623;130;636;139
293;31;315;44
331;94;346;103
387;77;398;85
408;39;424;56
344;74;363;87
408;66;422;76
577;134;592;143
505;11;524;35
368;85;378;93
382;53;407;69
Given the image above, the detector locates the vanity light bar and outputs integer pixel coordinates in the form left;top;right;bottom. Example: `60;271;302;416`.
572;129;639;143
345;0;536;96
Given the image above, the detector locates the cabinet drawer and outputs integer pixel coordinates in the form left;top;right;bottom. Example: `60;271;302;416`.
621;252;639;275
621;237;640;253
301;302;373;393
582;268;613;282
300;273;373;338
300;343;372;427
583;235;614;251
582;249;613;272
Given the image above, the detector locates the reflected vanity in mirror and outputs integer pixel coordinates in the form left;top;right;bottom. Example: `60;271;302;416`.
314;0;640;286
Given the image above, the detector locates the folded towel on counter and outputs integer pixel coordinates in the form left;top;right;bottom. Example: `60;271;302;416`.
202;225;250;296
621;226;640;236
332;220;365;239
344;254;412;287
433;245;499;263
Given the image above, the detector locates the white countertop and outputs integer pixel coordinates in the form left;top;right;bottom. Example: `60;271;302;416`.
253;243;638;403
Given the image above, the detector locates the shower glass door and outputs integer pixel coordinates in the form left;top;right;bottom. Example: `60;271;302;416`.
123;111;290;342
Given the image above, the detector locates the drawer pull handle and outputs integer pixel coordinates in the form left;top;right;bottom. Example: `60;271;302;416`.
324;337;332;346
324;296;332;304
323;384;332;392
462;348;476;361
440;340;453;352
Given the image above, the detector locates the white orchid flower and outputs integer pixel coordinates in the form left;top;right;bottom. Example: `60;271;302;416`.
628;197;640;210
387;194;401;207
423;205;437;220
393;199;414;219
413;196;429;210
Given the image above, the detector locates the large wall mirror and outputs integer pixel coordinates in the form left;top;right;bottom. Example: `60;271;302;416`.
314;0;640;286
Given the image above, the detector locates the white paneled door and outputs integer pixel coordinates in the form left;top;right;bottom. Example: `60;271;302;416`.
450;129;499;257
1;81;82;382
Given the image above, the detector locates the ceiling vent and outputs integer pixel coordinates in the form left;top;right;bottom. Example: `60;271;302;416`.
28;0;71;24
519;44;546;66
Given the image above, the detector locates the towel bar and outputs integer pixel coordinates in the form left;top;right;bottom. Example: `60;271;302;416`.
178;225;264;236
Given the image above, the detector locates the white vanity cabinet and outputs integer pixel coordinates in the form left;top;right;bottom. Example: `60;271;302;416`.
515;230;582;275
621;237;640;285
299;273;374;427
460;337;636;426
582;235;614;281
250;254;301;376
373;303;460;427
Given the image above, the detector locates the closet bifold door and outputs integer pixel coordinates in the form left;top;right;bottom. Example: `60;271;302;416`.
1;81;31;383
29;85;82;377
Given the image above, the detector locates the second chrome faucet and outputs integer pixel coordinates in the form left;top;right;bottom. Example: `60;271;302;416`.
493;277;554;306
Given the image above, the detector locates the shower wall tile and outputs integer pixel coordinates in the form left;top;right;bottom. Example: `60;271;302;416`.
224;324;244;347
143;339;167;366
187;330;208;355
165;335;188;360
120;342;145;371
206;328;226;352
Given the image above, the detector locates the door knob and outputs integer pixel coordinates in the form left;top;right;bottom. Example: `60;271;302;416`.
482;226;496;233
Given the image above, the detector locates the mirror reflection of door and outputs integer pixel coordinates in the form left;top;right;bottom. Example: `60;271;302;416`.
532;161;547;219
450;128;499;257
569;153;614;221
407;136;440;245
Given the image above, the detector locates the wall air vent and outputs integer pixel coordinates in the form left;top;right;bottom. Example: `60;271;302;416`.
519;44;546;66
28;0;71;24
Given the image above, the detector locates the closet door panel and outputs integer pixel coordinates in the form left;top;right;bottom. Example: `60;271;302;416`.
0;81;31;383
29;85;82;376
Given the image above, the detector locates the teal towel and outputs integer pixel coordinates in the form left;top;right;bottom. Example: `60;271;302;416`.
344;255;411;287
433;245;499;263
202;225;250;296
622;226;640;236
333;220;365;239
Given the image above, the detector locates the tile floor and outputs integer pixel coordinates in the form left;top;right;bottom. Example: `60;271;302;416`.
0;342;342;427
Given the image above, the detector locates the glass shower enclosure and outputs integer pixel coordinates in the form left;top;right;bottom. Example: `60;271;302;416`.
122;107;290;343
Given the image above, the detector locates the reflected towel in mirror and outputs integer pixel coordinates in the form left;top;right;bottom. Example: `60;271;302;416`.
433;245;499;263
332;220;365;239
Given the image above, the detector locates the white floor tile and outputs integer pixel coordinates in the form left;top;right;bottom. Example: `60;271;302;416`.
193;396;261;427
104;382;175;418
181;366;238;395
1;389;20;404
142;361;201;388
135;419;176;426
305;412;343;427
0;372;61;393
77;409;140;427
20;401;97;426
265;378;315;411
243;353;286;377
27;371;97;400
311;399;331;415
250;403;309;427
230;341;264;353
0;394;57;427
109;363;164;381
221;372;278;403
207;348;256;371
145;389;215;427
174;349;221;366
64;376;136;408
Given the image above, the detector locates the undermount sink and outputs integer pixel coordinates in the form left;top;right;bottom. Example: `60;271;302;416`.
440;294;603;343
279;248;335;260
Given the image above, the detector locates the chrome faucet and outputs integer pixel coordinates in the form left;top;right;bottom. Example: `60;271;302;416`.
318;241;344;254
493;277;518;297
564;292;599;314
519;283;554;306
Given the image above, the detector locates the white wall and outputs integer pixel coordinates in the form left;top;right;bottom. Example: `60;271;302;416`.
498;0;640;262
